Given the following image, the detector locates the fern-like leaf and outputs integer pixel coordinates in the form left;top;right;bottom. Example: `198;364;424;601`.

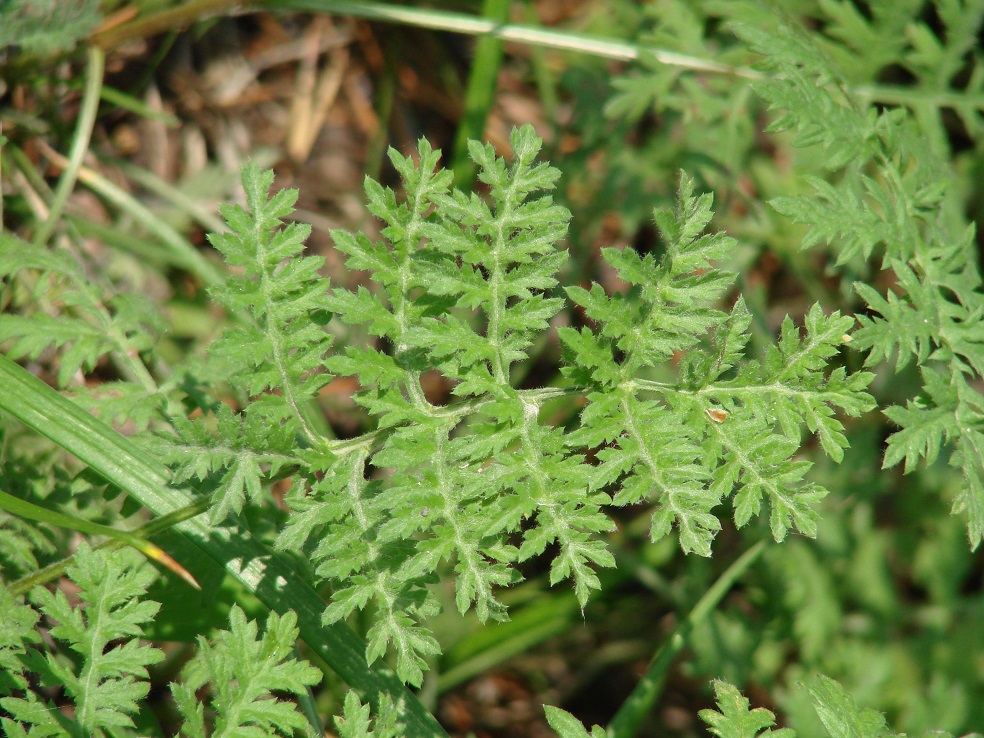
699;680;796;738
737;8;984;546
172;604;321;737
0;584;39;698
268;128;872;681
0;235;166;389
152;402;297;523
332;692;404;738
207;162;334;446
564;176;873;552
0;543;162;736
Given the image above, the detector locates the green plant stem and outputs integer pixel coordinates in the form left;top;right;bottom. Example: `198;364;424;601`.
451;0;509;187
364;39;398;183
437;590;580;692
98;85;180;126
6;145;58;205
37;143;225;287
273;0;757;76
94;0;756;78
294;647;326;737
31;46;104;248
324;384;577;459
108;158;227;233
522;0;560;127
854;83;984;111
607;541;766;738
7;497;211;597
92;0;983;121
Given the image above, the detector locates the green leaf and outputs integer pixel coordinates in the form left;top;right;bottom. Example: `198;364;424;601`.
0;0;101;54
2;543;163;735
0;234;166;389
568;175;734;372
333;692;404;738
699;680;796;738
737;4;984;547
543;705;609;738
803;675;896;738
0;354;447;735
151;402;297;524
0;584;40;696
174;605;322;737
207;161;334;444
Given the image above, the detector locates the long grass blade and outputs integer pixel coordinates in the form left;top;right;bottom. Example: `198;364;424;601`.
607;541;766;738
31;46;104;247
0;487;200;589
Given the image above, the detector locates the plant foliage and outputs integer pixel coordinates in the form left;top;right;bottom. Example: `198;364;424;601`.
171;605;321;737
547;675;947;738
0;543;163;736
151;124;870;687
0;0;101;56
2;125;874;690
0;545;321;738
698;677;917;738
4;0;984;732
734;8;984;548
699;680;796;738
331;692;404;738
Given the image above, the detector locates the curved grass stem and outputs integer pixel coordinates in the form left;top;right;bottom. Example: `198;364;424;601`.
36;141;225;287
607;541;766;738
31;46;104;248
5;494;211;596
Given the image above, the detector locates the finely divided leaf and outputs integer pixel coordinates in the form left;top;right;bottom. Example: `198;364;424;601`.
173;605;322;737
208;161;334;441
699;680;795;738
2;544;163;736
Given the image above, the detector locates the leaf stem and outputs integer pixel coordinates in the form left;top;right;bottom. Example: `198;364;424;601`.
324;385;577;457
272;0;761;78
90;0;984;121
91;0;241;49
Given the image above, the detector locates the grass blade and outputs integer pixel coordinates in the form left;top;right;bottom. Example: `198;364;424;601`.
450;0;509;186
0;487;199;589
31;46;104;248
607;541;765;738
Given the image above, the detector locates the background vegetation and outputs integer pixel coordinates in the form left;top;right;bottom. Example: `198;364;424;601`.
1;1;983;736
